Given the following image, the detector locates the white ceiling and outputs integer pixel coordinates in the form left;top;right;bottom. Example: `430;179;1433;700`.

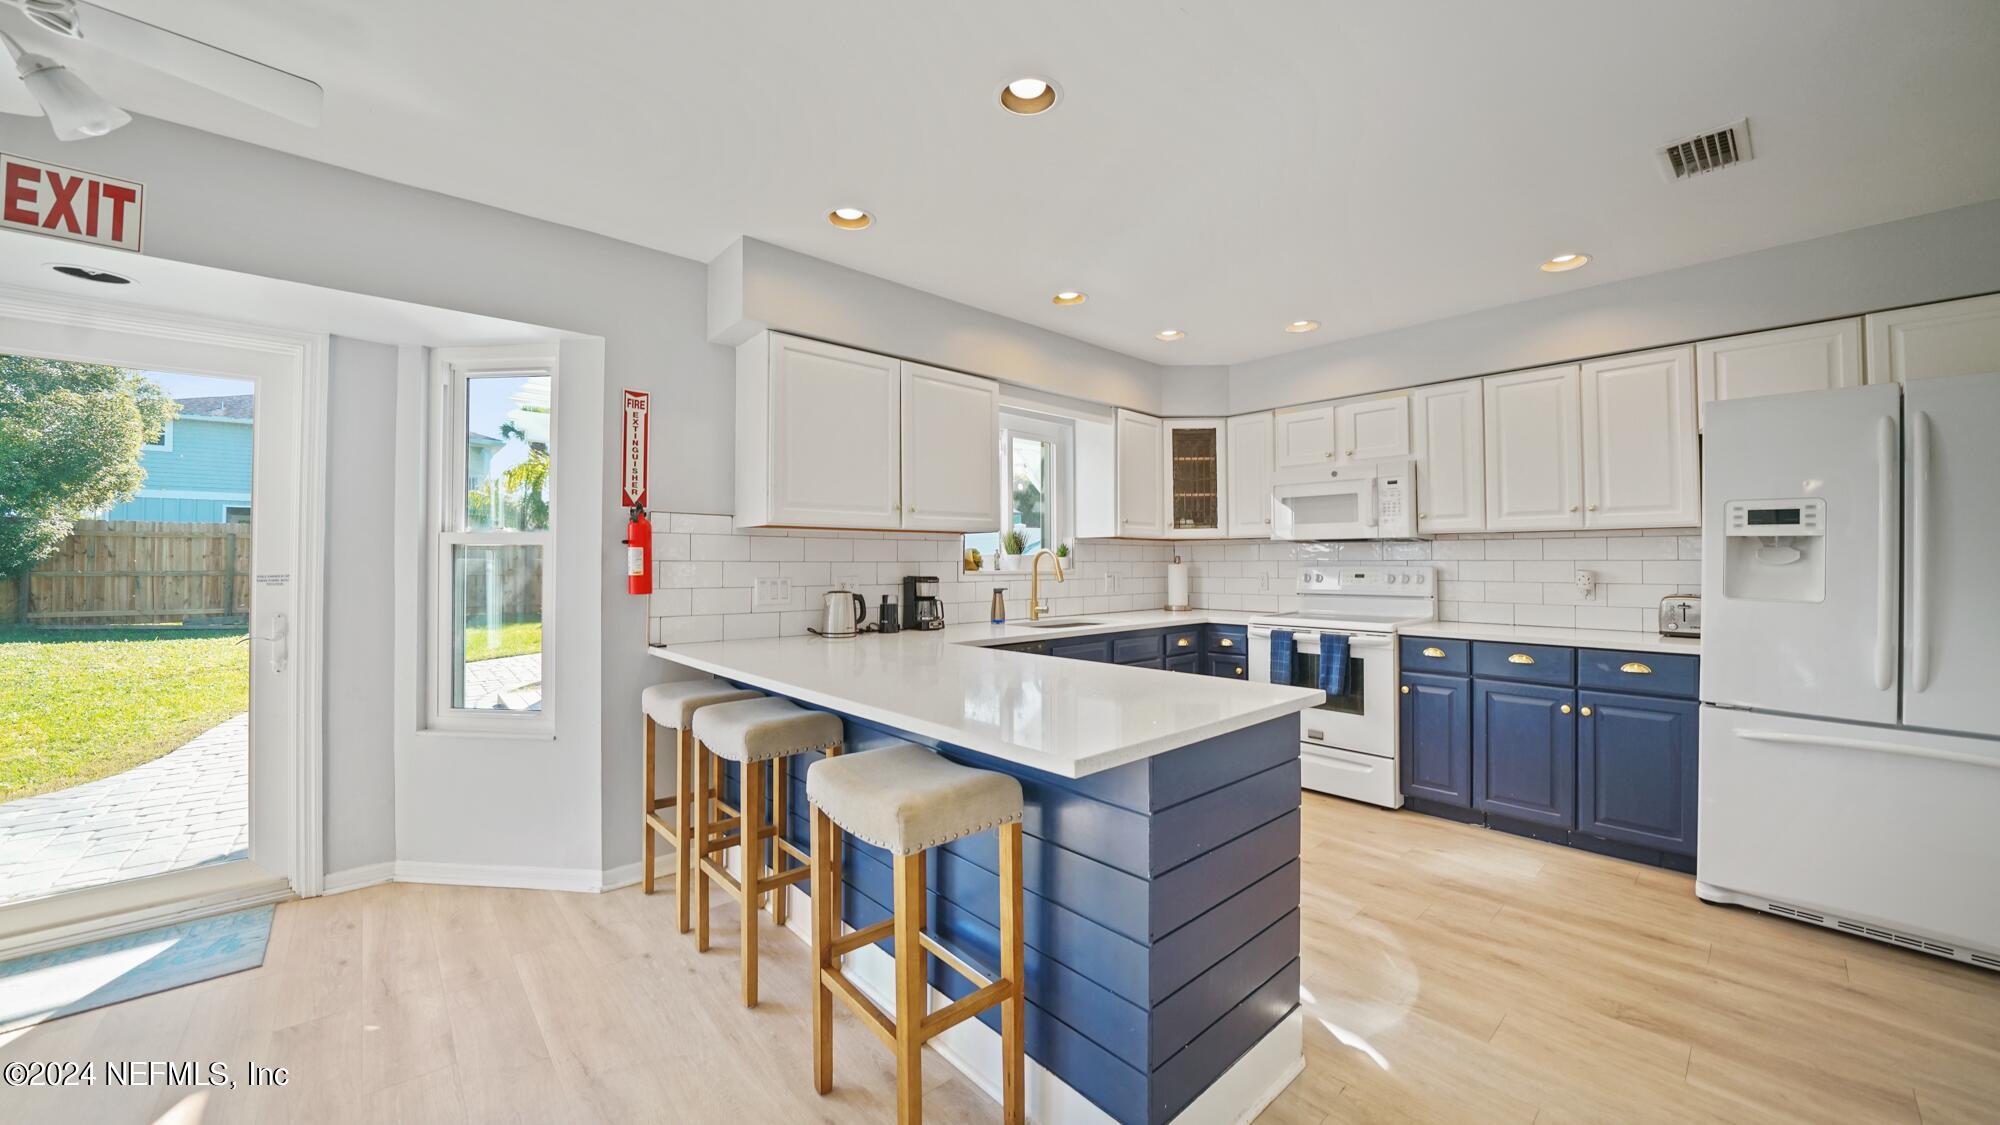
5;0;1999;366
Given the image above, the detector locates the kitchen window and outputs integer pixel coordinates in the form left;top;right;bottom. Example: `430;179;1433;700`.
965;411;1070;566
431;346;556;728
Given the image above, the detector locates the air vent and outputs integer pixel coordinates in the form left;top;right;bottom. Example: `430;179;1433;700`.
1658;118;1752;180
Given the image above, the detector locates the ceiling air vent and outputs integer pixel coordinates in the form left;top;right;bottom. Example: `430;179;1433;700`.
1658;118;1752;180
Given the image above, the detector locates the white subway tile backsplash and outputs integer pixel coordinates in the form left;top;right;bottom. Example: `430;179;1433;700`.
691;587;753;615
690;534;750;561
1458;560;1515;581
852;540;900;562
723;614;781;640
1484;539;1544;560
659;561;725;588
653;532;690;561
722;560;779;587
657;615;724;644
1606;536;1680;560
1575;606;1643;631
802;539;854;562
1542;538;1608;560
749;536;806;562
1642;560;1702;585
650;588;690;617
669;513;734;535
1514;604;1577;628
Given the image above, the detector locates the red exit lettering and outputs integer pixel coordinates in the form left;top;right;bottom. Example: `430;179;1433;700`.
0;153;144;252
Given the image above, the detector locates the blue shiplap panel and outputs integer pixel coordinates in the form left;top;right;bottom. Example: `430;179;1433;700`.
1145;716;1298;811
1148;959;1299;1125
941;742;1156;817
1149;758;1301;875
1148;860;1300;1004
934;822;1151;945
1150;810;1299;940
1147;910;1299;1069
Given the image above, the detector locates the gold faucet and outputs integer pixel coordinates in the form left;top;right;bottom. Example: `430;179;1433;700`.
1028;549;1065;620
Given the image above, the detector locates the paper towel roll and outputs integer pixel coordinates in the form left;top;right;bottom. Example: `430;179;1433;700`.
1166;558;1189;609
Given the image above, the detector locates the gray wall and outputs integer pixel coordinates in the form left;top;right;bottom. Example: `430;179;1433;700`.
1215;197;2000;413
321;336;399;872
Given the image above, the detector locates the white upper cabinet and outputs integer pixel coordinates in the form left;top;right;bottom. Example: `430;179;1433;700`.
1273;403;1337;468
899;362;999;532
1116;409;1166;537
1410;382;1484;533
739;332;904;529
1580;346;1700;529
1483;364;1583;531
1164;418;1226;538
1696;318;1863;428
1335;395;1411;462
1225;412;1275;537
1866;293;2000;384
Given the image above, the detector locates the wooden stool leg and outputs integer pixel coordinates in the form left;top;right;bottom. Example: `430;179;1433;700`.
675;727;694;934
741;757;764;1007
810;807;835;1095
893;850;927;1125
998;822;1026;1124
771;754;789;926
695;741;712;952
641;717;657;895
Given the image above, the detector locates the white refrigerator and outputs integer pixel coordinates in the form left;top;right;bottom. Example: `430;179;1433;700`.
1699;372;2000;969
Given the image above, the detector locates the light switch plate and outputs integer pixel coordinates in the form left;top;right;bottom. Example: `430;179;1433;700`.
753;577;792;608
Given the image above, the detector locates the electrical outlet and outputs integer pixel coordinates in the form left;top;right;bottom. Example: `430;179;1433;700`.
753;577;792;608
1573;569;1598;602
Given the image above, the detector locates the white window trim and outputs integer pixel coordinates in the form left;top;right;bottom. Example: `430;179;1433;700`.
428;344;558;734
145;418;172;451
996;410;1072;551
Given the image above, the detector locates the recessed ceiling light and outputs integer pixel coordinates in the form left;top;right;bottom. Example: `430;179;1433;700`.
1155;329;1185;341
999;76;1059;116
1540;252;1591;273
1052;291;1086;306
827;207;873;230
1285;320;1320;334
52;264;132;284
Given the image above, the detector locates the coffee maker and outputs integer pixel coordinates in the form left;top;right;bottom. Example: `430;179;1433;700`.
903;575;945;631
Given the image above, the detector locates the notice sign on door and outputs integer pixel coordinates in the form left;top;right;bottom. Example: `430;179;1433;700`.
2;153;144;252
621;389;650;508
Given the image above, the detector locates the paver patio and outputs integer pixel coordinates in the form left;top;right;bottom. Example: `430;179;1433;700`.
0;713;248;906
464;652;542;711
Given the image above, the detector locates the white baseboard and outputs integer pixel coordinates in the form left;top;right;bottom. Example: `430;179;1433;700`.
320;860;636;896
321;862;395;895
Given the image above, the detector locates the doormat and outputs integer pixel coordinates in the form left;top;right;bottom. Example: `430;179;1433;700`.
0;905;274;1032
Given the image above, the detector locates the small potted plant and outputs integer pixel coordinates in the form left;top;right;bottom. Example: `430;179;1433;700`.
999;530;1027;570
1055;543;1069;560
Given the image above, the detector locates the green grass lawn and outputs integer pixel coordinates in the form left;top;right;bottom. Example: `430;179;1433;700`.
0;626;249;804
465;619;541;663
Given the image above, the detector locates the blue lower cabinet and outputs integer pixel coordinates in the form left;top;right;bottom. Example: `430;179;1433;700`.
1049;636;1113;662
1400;673;1471;807
1576;689;1697;856
1472;680;1576;829
1205;653;1247;680
1165;652;1200;674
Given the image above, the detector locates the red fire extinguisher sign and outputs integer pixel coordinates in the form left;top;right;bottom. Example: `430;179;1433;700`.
622;391;651;595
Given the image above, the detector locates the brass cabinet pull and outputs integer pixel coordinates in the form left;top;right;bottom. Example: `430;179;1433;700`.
1401;684;1411;694
1219;638;1235;647
1620;661;1653;674
1580;706;1593;716
1507;653;1535;665
1561;704;1572;714
1233;665;1244;676
1177;637;1191;647
1422;646;1446;658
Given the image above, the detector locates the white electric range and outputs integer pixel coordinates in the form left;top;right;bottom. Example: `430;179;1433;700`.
1248;565;1436;807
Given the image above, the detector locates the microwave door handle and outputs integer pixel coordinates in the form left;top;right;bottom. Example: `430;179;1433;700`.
1909;411;1931;694
1874;415;1897;693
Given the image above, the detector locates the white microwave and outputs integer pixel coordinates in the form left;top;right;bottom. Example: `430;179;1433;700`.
1270;458;1421;541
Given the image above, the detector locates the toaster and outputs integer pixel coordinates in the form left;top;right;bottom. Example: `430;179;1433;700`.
1659;594;1701;638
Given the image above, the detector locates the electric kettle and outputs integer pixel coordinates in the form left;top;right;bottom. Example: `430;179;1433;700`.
812;590;868;639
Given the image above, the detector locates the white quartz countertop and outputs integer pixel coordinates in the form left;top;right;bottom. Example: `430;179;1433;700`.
648;610;1317;778
1401;620;1702;655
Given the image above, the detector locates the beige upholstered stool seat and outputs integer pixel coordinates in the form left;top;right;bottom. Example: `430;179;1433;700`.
806;744;1024;855
692;697;842;763
642;679;761;730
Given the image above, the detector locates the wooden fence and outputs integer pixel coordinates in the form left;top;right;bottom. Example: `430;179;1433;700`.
2;520;251;627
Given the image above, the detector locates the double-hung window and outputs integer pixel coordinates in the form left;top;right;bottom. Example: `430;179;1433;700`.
432;346;556;728
965;411;1070;565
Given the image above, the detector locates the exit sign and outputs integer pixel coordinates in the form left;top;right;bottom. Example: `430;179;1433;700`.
1;153;144;252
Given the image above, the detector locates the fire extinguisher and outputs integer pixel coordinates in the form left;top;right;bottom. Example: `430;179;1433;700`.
625;505;652;596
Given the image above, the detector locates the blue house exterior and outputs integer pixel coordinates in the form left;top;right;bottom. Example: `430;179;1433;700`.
106;394;255;523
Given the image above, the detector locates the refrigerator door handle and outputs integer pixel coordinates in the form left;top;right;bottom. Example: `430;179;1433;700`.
1873;416;1897;693
1732;728;2000;772
1910;411;1932;694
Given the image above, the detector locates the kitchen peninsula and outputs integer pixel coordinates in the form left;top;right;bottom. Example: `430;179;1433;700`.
650;614;1324;1125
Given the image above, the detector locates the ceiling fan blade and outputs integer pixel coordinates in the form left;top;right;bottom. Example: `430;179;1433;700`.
69;0;322;126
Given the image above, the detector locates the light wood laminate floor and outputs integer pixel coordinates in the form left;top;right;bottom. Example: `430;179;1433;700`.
5;794;1997;1124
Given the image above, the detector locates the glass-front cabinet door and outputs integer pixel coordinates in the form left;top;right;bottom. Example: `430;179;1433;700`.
1165;418;1226;537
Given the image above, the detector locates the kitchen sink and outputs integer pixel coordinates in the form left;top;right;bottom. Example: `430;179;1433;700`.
1017;619;1105;628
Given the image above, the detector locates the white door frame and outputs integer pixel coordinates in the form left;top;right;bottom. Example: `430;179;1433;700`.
0;282;329;907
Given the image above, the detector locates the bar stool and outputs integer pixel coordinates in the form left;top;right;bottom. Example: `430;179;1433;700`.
641;679;761;932
805;744;1026;1125
690;696;844;1006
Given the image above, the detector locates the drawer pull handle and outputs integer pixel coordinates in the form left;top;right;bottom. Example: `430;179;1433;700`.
1401;684;1411;694
1219;638;1235;648
1507;653;1535;665
1422;646;1446;658
1177;638;1191;647
1620;661;1652;674
1580;706;1593;716
1561;704;1572;714
1233;666;1244;676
